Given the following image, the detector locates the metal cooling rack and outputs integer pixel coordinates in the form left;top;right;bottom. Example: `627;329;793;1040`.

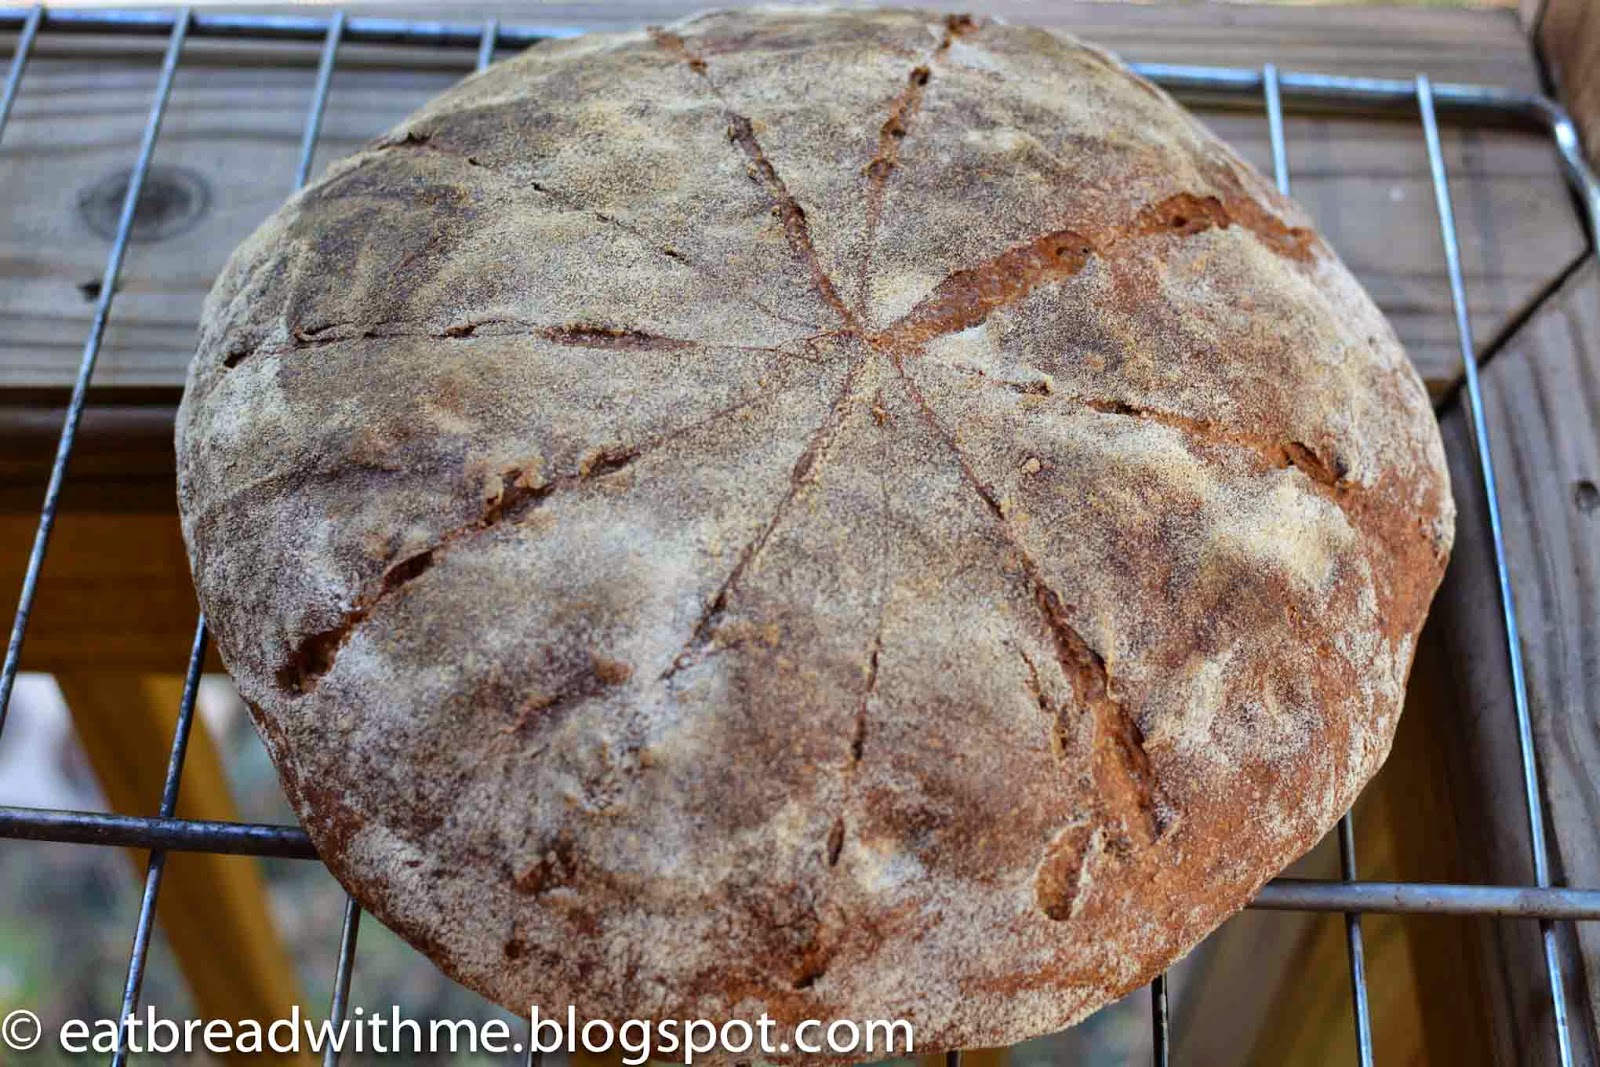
0;7;1597;1065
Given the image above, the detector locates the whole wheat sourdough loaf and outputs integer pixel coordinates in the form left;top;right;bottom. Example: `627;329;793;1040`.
177;6;1454;1057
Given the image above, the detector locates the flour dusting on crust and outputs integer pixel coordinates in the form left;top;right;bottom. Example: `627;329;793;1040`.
176;8;1453;1060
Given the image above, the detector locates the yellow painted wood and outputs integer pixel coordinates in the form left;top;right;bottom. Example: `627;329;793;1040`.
55;671;306;1057
0;510;216;674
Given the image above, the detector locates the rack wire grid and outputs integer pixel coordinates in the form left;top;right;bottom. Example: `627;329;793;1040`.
0;5;1597;1065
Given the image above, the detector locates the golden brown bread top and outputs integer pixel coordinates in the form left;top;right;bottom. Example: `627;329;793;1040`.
176;7;1453;1057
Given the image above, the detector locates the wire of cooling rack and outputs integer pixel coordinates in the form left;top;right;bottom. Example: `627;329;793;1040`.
0;6;1596;1065
1418;70;1577;1066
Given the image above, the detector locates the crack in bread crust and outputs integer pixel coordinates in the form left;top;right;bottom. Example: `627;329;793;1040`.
826;431;894;872
724;111;859;328
525;175;829;331
662;351;872;681
278;365;828;694
883;344;1170;848
932;367;1447;581
654;28;859;329
949;368;1349;491
363;134;829;332
871;191;1314;351
226;318;830;369
854;14;980;315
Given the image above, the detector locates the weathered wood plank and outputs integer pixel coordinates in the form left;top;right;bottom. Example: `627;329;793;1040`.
0;402;179;512
1538;0;1600;164
271;0;1553;90
0;3;1579;394
1407;257;1600;1064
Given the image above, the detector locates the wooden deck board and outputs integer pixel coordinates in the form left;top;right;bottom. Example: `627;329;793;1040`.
1435;257;1600;1060
0;2;1580;394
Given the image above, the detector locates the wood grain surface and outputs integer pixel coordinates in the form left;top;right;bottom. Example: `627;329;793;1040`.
0;2;1582;395
1418;256;1600;1064
1537;0;1600;165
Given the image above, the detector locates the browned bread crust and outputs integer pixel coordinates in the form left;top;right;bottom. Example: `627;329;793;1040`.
176;6;1453;1057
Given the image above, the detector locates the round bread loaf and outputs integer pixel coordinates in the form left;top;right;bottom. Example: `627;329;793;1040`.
177;6;1454;1057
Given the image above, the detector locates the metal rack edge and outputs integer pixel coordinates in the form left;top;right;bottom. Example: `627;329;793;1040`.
7;804;1600;920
